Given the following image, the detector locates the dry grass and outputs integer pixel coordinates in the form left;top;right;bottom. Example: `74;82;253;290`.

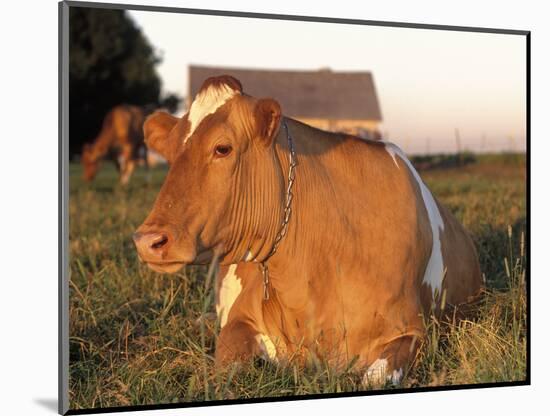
67;154;527;410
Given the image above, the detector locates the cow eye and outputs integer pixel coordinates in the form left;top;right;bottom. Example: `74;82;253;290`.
214;145;232;157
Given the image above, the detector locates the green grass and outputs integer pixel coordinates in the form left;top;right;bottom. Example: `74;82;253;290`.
68;154;527;410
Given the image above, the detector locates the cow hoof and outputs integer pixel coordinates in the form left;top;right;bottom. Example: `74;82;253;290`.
362;358;403;388
254;333;278;362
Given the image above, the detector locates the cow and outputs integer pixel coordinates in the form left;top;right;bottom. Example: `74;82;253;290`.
133;75;482;387
82;105;148;185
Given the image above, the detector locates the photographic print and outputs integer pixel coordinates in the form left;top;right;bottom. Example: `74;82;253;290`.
59;2;529;414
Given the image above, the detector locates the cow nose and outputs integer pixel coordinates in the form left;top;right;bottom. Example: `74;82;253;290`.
133;231;170;259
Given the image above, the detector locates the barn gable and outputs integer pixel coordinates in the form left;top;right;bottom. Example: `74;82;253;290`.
188;66;382;122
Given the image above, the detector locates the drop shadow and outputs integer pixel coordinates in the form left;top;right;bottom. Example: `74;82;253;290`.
34;398;58;413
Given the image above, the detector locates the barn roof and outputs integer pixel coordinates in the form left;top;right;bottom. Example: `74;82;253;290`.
188;65;382;121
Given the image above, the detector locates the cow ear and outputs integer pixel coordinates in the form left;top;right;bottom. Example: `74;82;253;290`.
254;98;281;146
143;111;179;163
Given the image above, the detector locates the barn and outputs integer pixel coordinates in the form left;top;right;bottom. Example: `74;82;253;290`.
188;65;383;140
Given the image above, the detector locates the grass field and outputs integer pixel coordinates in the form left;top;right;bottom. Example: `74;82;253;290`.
68;153;527;410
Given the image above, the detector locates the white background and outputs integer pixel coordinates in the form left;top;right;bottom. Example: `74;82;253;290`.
0;0;546;415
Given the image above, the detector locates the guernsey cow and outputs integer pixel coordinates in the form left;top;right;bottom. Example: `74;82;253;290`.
82;105;147;185
133;76;482;386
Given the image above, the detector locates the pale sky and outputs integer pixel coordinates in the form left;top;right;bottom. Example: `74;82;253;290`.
129;10;526;154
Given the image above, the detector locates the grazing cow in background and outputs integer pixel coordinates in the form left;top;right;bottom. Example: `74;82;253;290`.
133;75;482;387
82;105;147;185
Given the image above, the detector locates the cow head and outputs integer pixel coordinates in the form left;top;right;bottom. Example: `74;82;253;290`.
133;76;286;273
82;143;99;181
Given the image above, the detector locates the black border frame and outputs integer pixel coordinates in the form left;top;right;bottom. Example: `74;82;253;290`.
59;1;531;414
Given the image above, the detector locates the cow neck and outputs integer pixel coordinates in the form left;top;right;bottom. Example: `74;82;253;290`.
260;120;353;307
259;119;297;301
90;131;114;160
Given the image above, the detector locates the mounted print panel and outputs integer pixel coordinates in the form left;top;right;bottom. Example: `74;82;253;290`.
59;1;529;414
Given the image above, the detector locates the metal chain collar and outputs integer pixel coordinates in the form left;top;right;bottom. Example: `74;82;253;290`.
260;121;297;301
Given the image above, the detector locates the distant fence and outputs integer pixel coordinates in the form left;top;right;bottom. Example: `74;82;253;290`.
384;128;526;156
410;151;526;171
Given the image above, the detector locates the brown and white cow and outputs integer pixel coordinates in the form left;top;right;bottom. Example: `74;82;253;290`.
133;75;482;386
82;105;147;185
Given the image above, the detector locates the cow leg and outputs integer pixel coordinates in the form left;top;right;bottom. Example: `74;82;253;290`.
362;335;419;387
118;150;135;185
120;159;135;185
215;321;262;366
114;155;122;172
143;147;152;185
117;144;136;185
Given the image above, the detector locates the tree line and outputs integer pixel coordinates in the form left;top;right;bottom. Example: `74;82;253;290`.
69;7;180;158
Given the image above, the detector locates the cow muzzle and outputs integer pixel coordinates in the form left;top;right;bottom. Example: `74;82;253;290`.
133;230;185;273
133;231;169;257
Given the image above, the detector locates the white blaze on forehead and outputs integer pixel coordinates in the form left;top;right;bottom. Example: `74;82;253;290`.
215;264;242;328
255;333;278;361
183;84;239;144
383;142;446;297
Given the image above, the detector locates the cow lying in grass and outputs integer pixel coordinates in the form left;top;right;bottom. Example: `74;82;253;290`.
133;75;482;387
82;105;147;185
